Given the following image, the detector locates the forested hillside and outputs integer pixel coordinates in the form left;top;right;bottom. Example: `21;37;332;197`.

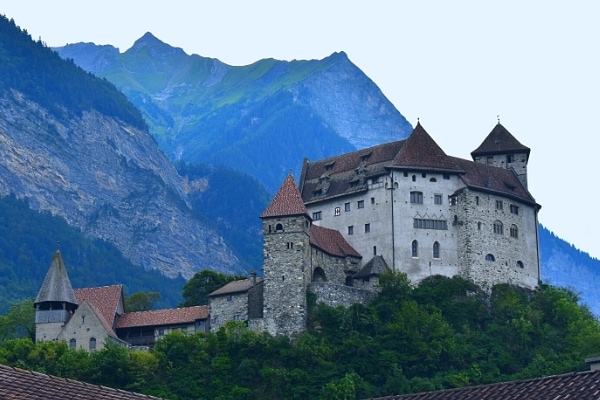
0;195;185;312
1;274;599;399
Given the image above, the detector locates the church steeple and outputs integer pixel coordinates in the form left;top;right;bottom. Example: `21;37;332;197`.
34;251;78;341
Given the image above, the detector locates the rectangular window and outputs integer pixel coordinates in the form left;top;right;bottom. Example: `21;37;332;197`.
487;157;493;165
510;204;519;215
496;200;503;210
348;226;354;235
371;197;375;204
413;218;448;230
434;194;442;205
344;202;351;212
334;207;341;216
364;223;370;233
410;191;423;204
475;196;480;205
506;154;514;163
357;200;364;209
312;211;322;221
443;174;450;180
493;222;504;235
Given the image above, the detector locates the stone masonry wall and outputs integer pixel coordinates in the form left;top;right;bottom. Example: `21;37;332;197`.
309;282;376;308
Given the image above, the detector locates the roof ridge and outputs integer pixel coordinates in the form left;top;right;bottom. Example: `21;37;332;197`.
261;173;310;219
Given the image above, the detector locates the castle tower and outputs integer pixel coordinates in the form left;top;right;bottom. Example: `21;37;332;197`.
34;250;78;343
259;173;312;337
471;122;531;188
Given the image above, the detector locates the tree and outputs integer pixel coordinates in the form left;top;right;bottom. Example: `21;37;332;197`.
0;298;35;342
125;292;161;312
180;270;246;306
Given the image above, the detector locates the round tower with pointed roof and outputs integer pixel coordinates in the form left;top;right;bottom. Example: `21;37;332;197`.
259;174;312;337
471;122;531;188
34;251;79;343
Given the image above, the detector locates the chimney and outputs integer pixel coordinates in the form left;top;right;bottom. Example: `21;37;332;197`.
585;356;600;371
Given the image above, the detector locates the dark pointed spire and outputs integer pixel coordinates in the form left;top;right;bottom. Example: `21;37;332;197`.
261;174;310;219
471;122;530;158
34;251;78;305
392;122;461;172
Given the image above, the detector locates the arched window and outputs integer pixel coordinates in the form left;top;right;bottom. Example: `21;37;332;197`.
433;242;440;259
493;220;503;235
411;240;418;258
485;254;496;261
516;261;524;268
312;267;327;282
275;223;283;232
89;337;97;352
69;338;76;349
510;224;519;238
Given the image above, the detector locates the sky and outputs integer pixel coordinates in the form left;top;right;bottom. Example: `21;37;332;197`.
2;1;599;259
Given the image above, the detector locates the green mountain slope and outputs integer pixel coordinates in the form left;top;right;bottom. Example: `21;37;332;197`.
55;34;413;192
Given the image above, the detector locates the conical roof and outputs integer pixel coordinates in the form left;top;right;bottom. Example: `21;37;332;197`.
261;174;310;219
471;123;530;158
34;251;78;305
391;122;462;172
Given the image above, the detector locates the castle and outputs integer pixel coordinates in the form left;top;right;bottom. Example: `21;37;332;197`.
208;121;541;337
35;121;541;346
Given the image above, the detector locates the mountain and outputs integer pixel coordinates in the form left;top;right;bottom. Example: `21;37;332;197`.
539;225;600;316
0;16;244;281
55;33;413;193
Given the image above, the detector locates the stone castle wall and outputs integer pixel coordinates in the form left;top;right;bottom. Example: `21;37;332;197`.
309;282;376;308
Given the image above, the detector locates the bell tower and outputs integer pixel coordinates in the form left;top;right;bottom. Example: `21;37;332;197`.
260;174;312;337
34;250;78;343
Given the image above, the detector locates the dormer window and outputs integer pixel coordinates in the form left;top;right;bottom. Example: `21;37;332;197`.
360;153;371;163
325;162;335;172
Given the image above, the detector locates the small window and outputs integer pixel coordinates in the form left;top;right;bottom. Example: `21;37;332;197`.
510;224;518;238
422;173;426;178
433;241;440;259
410;191;423;204
403;171;408;177
411;240;418;258
487;157;493;165
357;200;365;209
334;207;341;216
287;242;294;249
477;222;482;230
443;174;450;180
345;202;351;212
69;338;76;349
496;200;503;210
450;197;458;206
475;196;480;205
348;226;354;235
159;329;165;336
430;177;437;182
510;204;519;215
275;223;283;232
312;211;322;221
364;223;370;233
493;221;503;235
371;197;375;205
516;261;524;268
89;337;97;352
434;194;442;205
485;254;496;261
373;246;377;256
506;154;514;163
227;295;233;301
412;175;417;182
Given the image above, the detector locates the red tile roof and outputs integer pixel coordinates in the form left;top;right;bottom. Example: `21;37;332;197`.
370;369;600;400
310;224;362;258
116;306;209;329
391;123;462;172
74;285;124;329
471;123;530;158
0;363;164;399
261;173;310;218
208;278;264;297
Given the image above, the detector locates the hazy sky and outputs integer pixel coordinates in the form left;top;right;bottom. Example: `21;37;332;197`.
2;1;599;260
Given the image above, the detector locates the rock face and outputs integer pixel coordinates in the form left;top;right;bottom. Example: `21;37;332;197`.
55;35;413;192
0;90;243;279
